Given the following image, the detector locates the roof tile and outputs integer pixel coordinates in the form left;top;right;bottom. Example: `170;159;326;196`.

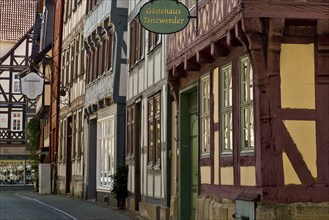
0;0;36;41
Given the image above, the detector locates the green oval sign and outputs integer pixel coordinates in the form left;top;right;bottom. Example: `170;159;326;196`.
139;0;190;34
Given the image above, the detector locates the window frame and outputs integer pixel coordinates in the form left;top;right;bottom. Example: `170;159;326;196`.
148;32;161;52
147;92;161;167
97;116;115;189
220;63;233;155
129;17;145;68
11;112;22;132
240;56;254;154
200;74;211;156
12;73;21;93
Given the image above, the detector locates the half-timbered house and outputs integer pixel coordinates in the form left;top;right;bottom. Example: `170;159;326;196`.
51;0;64;193
31;0;54;165
83;0;128;205
126;0;171;218
167;0;329;219
0;0;35;185
57;0;86;198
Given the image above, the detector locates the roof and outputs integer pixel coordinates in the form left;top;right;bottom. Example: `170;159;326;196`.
0;0;35;41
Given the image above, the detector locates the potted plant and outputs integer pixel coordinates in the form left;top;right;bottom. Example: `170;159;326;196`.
110;164;128;209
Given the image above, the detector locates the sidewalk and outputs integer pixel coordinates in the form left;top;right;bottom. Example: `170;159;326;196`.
18;190;143;220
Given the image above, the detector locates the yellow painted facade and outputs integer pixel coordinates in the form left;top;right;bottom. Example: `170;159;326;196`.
240;166;256;186
280;44;315;109
283;152;301;185
200;166;211;184
220;167;234;185
284;121;317;179
280;43;317;185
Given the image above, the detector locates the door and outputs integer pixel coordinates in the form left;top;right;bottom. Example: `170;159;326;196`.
87;118;97;199
190;110;198;219
134;102;141;211
180;89;199;220
66;116;72;194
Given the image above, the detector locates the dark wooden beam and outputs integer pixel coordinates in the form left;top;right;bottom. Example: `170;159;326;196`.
184;57;200;72
196;47;214;65
227;28;243;47
211;39;230;58
315;19;329;184
282;123;314;185
172;64;187;78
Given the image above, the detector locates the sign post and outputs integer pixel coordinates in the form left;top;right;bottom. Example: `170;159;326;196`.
20;72;44;100
139;0;190;34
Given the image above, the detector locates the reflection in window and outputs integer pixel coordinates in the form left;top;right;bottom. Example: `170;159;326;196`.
240;56;254;152
148;93;161;165
201;75;210;155
220;64;232;153
98;117;115;188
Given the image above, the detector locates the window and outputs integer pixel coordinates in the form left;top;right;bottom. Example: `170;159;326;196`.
65;50;70;86
77;110;83;157
240;56;254;152
63;0;67;23
148;32;160;52
0;114;8;128
98;117;115;188
58;120;64;162
220;64;232;154
201;75;210;155
61;53;65;86
72;113;77;159
74;36;80;80
12;73;20;93
11;112;22;131
73;0;77;11
106;32;113;72
126;105;134;157
129;17;144;68
147;93;161;165
70;41;75;83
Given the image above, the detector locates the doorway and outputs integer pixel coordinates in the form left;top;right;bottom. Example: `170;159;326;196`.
66;116;72;194
180;87;199;220
87;118;97;200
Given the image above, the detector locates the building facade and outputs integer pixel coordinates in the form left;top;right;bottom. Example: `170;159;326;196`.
56;0;86;198
50;0;64;193
167;0;329;219
83;0;128;205
0;0;35;185
126;0;171;218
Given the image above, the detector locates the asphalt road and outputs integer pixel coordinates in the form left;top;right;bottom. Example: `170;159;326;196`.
0;188;141;220
0;190;71;220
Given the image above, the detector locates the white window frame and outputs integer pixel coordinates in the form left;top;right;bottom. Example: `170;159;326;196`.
12;73;21;93
240;56;254;153
220;64;233;154
11;112;22;131
97;116;115;190
200;74;210;155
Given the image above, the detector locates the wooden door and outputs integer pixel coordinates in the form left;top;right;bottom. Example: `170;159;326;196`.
66;116;72;193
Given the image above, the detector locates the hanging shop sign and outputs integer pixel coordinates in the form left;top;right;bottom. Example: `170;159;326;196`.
20;72;44;100
139;0;190;34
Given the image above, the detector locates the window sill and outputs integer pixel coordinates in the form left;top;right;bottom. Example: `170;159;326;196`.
220;152;233;157
201;152;210;159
